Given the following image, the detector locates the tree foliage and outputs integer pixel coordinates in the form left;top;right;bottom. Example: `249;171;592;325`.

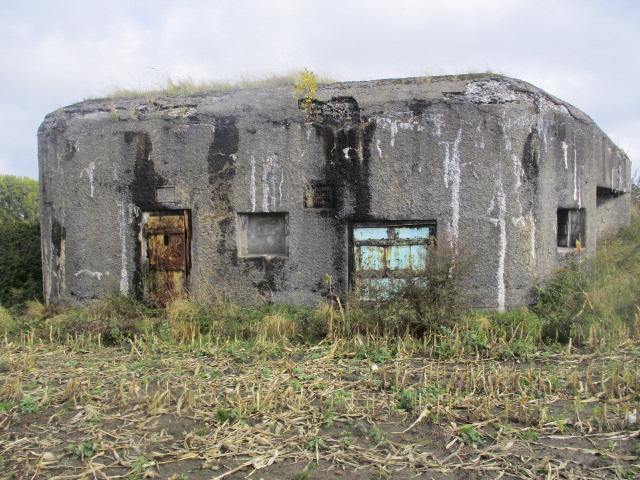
0;175;42;306
0;175;39;223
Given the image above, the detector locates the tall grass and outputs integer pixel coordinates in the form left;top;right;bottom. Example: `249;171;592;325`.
531;199;640;346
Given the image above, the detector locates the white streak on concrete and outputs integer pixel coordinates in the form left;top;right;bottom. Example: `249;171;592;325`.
74;270;103;280
487;168;507;310
306;127;312;141
465;80;518;104
250;155;256;212
443;142;451;186
262;155;279;211
269;161;277;212
343;147;350;160
117;202;128;293
431;114;444;136
511;216;526;227
512;153;523;189
573;150;581;207
42;240;51;304
495;173;507;311
562;142;568;169
390;121;398;147
529;210;537;263
279;170;284;207
262;159;269;212
58;238;66;295
616;163;624;191
444;129;462;247
80;162;96;198
376;139;382;158
474;124;485;149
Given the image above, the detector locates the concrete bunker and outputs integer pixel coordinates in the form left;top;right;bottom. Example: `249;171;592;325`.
38;74;632;309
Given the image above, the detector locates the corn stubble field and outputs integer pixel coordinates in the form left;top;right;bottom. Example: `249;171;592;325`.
1;203;639;479
1;330;639;480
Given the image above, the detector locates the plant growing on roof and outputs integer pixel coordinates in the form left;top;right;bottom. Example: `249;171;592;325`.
292;68;319;120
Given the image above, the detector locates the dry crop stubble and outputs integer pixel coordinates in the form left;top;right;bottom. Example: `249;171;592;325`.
0;333;639;479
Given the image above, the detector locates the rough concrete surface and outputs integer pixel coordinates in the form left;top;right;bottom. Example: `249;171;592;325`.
38;74;632;309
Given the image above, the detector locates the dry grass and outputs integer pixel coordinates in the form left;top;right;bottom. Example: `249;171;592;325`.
256;313;297;342
109;71;337;98
0;333;639;479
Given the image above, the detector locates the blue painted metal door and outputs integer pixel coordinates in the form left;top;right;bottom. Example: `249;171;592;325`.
352;224;434;300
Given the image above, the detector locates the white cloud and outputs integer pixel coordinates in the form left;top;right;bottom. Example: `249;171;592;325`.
0;0;638;178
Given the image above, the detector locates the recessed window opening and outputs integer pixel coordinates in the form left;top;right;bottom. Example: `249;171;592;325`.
237;212;288;257
304;184;335;209
596;186;624;207
557;208;586;248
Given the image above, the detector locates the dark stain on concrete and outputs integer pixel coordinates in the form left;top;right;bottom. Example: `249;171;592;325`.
311;97;376;296
522;129;540;187
125;131;165;298
207;116;239;265
207;116;238;210
408;99;431;116
126;131;165;211
216;217;234;255
253;257;286;296
64;140;77;161
315;121;376;220
51;219;66;258
208;117;238;180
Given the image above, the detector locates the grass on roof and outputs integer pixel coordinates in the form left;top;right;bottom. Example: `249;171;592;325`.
109;71;337;98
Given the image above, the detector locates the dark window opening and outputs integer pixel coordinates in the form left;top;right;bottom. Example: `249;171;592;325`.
557;208;586;248
304;185;335;209
596;186;624;207
237;212;288;256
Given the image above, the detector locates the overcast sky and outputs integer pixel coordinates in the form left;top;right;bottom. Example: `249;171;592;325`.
1;0;638;180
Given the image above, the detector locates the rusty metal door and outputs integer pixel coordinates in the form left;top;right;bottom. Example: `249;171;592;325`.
351;223;434;300
145;211;190;303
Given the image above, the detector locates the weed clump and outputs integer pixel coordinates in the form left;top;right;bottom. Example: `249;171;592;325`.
347;240;474;337
0;304;13;335
33;295;157;344
532;199;640;346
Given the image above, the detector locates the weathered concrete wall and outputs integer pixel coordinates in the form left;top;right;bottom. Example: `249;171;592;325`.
38;74;632;309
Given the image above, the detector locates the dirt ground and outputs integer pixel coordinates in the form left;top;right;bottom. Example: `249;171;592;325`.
1;337;639;479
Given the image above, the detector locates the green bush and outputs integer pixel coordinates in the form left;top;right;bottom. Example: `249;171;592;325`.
532;265;589;343
347;240;474;337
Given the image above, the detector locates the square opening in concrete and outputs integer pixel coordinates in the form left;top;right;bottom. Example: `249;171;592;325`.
557;208;586;248
237;212;288;256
